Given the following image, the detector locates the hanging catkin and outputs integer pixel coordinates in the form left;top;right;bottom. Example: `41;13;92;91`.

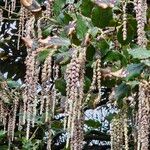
110;117;124;150
17;6;25;50
40;51;59;149
134;0;147;47
65;47;86;150
0;9;3;24
86;57;101;106
41;53;52;121
11;93;19;141
137;80;150;150
23;48;41;139
124;114;129;150
122;0;127;40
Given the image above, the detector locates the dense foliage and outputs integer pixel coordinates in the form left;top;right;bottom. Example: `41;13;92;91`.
0;0;150;149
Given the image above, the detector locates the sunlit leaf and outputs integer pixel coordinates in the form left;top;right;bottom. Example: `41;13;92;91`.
7;80;20;88
128;48;150;59
76;15;88;40
37;49;50;63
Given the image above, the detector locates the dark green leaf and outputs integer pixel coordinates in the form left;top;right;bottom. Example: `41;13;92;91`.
53;0;66;16
0;146;8;150
0;130;6;139
42;25;54;38
55;78;66;95
51;121;63;130
80;0;94;17
97;39;109;57
116;86;130;108
104;51;127;66
126;63;144;80
37;49;50;63
105;113;117;122
85;119;101;128
84;77;91;92
91;6;113;28
76;15;88;40
115;83;130;100
57;12;73;25
86;45;96;61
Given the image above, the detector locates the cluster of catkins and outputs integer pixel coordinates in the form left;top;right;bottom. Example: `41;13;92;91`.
0;82;20;141
64;47;86;150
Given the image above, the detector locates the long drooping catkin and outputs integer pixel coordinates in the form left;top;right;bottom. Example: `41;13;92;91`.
65;47;86;150
134;0;147;47
137;80;150;150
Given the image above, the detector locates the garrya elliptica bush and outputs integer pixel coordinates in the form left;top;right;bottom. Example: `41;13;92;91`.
0;0;149;149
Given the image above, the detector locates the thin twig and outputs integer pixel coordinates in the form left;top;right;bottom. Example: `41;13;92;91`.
0;5;19;15
29;127;39;140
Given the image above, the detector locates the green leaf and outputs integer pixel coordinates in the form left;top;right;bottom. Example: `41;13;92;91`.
42;25;54;38
141;59;150;66
128;48;150;59
127;81;139;89
89;27;99;38
80;0;94;17
86;45;96;61
126;63;144;80
84;77;91;93
104;51;127;66
85;119;101;129
57;12;73;25
0;146;8;150
47;37;71;46
22;139;33;149
7;80;20;88
66;0;75;3
55;78;66;95
91;6;112;28
37;49;50;63
55;52;70;65
51;121;63;130
115;83;131;108
115;83;130;100
76;15;88;40
0;130;6;139
53;0;66;16
106;113;117;122
97;39;109;57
